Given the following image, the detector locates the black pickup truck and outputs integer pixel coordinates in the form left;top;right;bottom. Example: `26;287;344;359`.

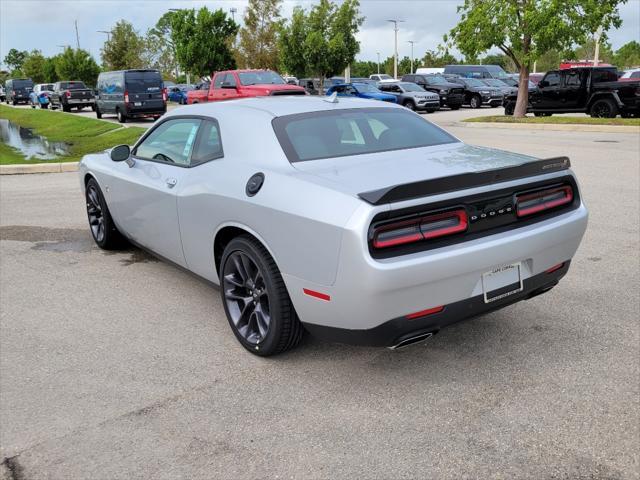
504;67;640;118
50;81;96;112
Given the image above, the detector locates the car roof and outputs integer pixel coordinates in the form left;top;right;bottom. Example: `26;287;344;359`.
166;96;403;119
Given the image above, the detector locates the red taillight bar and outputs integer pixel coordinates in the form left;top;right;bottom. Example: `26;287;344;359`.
516;185;573;217
303;288;331;302
65;90;71;98
545;262;565;274
124;90;129;104
373;209;468;249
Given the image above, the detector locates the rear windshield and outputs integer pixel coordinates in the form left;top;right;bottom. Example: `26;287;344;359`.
238;71;285;86
125;71;162;93
60;81;86;90
273;108;458;163
13;80;33;88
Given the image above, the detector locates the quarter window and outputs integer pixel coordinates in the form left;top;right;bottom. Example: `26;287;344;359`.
544;73;561;87
564;71;581;87
135;118;202;166
191;120;224;165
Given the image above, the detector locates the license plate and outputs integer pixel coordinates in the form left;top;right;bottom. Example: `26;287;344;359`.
482;263;523;303
134;102;142;106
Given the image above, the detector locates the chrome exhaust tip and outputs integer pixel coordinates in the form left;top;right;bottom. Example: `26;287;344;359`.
388;331;435;350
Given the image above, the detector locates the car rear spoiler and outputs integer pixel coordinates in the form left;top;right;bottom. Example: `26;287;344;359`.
358;156;571;205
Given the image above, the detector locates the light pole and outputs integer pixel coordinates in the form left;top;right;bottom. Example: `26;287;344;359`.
407;40;416;74
387;19;405;79
593;26;604;67
376;52;380;74
97;30;111;41
230;7;237;22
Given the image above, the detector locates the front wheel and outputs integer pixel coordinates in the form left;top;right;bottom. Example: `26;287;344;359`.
85;178;127;250
590;98;618;118
504;102;515;116
220;235;304;356
402;100;416;111
117;109;127;123
470;95;482;109
95;105;102;119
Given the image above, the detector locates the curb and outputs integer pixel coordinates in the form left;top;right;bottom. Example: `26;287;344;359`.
457;121;640;133
0;162;79;175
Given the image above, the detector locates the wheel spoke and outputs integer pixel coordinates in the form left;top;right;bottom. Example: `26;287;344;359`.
232;255;247;283
224;273;244;288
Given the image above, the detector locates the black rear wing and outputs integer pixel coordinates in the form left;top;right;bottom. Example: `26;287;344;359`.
358;156;571;205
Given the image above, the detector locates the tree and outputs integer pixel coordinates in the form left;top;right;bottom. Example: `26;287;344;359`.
146;12;179;80
101;20;145;70
481;53;516;72
420;47;460;68
449;0;625;117
279;0;363;93
237;0;283;70
534;49;562;72
382;55;412;76
3;48;28;71
22;50;47;83
613;41;640;69
569;37;614;64
43;57;59;83
55;47;101;86
350;59;378;77
170;7;238;78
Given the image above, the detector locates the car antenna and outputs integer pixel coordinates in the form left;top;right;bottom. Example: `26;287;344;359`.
323;92;339;103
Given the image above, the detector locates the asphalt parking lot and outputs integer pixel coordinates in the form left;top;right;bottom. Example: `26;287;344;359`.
1;122;639;478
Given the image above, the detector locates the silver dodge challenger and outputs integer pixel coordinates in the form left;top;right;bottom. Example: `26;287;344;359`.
79;96;588;356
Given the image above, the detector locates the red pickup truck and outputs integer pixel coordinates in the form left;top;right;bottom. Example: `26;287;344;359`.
187;69;305;104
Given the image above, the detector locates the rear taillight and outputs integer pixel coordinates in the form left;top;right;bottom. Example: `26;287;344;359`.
65;90;71;98
162;87;167;102
515;185;573;217
124;90;129;104
373;209;468;249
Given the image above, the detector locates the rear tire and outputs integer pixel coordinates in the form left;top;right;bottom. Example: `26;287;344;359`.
85;178;128;250
504;102;515;116
220;235;304;356
62;104;70;112
117;108;127;123
470;95;482;109
590;98;618;118
95;105;102;119
534;112;552;117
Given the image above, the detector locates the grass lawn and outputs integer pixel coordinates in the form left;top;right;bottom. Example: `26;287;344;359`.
464;115;640;126
0;105;146;165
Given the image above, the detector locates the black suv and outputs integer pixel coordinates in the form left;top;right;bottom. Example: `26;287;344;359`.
504;67;640;118
401;74;464;109
448;77;504;108
4;78;33;105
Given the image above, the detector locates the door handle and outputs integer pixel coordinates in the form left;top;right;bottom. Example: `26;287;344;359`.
166;178;177;188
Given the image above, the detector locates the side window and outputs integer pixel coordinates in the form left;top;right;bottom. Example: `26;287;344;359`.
564;71;581;87
213;74;225;89
592;69;618;83
223;73;237;87
135;118;202;166
544;72;561;87
632;71;640;79
191;120;224;165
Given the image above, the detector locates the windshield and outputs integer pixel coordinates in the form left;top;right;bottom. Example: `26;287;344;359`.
238;71;285;86
13;80;33;88
425;76;448;85
125;71;162;93
354;83;381;93
483;79;504;87
377;74;393;80
60;81;87;90
398;82;424;92
502;77;518;87
463;78;485;87
273;108;458;163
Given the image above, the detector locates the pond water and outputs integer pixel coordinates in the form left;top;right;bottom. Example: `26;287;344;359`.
0;119;71;160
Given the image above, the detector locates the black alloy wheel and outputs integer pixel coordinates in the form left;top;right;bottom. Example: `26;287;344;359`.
85;178;126;250
220;236;303;356
590;98;618;118
223;251;271;345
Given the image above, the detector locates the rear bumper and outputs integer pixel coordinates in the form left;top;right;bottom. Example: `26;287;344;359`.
303;262;570;347
440;93;464;107
125;104;167;117
415;100;441;110
284;202;588;337
66;98;95;105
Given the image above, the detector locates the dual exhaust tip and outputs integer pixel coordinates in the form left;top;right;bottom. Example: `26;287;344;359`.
388;330;437;350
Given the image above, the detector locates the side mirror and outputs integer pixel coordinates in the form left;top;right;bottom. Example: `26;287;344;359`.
221;82;236;89
538;81;548;88
110;144;130;162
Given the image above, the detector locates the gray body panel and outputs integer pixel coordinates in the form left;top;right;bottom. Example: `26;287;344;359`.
79;96;588;332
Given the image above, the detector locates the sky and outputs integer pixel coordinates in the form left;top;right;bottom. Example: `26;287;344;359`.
1;0;639;69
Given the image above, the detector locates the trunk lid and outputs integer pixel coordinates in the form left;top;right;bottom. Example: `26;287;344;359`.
292;143;540;201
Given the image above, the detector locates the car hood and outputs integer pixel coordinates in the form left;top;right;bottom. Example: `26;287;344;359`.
405;92;439;100
292;142;537;199
242;84;305;94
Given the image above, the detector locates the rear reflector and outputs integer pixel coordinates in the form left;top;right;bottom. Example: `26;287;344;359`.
516;185;573;217
303;288;331;301
373;209;468;249
406;305;444;320
545;262;565;274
